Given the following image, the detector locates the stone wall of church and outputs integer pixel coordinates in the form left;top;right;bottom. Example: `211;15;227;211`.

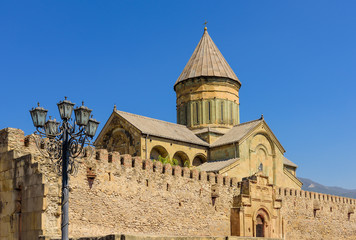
277;187;356;240
1;128;356;240
1;128;240;239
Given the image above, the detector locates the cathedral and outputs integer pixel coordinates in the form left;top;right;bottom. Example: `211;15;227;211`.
94;27;302;189
1;27;356;240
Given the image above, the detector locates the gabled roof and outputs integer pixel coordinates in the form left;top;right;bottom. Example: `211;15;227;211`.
210;119;263;147
174;28;240;88
283;157;298;168
114;110;209;147
198;158;239;173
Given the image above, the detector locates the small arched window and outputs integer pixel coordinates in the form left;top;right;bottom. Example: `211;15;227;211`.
208;101;211;122
230;102;233;124
196;102;199;124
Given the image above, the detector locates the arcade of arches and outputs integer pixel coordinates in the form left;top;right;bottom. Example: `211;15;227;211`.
149;143;207;167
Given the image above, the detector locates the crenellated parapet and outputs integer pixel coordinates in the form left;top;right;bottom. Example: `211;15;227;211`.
276;186;356;240
1;128;240;193
88;147;239;190
276;187;356;206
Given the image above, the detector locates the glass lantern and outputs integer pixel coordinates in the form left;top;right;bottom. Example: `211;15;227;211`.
74;102;92;126
44;117;60;137
57;97;75;120
86;117;100;138
29;103;48;128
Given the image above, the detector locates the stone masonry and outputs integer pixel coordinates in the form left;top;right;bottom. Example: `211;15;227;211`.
1;127;356;240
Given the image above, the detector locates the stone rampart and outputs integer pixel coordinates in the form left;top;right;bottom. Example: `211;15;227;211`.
68;147;240;238
0;128;241;239
276;187;356;240
42;234;282;240
1;128;356;240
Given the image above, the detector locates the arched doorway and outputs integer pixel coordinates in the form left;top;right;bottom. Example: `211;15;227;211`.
173;151;189;167
192;154;207;166
256;215;265;237
150;146;168;160
254;208;269;237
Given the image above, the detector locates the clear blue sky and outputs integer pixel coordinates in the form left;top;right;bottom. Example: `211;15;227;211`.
1;1;355;189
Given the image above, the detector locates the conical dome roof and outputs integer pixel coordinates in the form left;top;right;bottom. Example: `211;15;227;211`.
175;28;240;88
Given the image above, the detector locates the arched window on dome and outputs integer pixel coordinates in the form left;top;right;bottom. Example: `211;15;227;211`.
207;101;211;123
196;102;199;124
230;102;233;124
221;102;224;122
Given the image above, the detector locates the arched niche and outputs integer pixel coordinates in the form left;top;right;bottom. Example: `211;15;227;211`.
107;127;131;154
249;133;275;180
192;154;207;166
150;145;168;160
173;151;189;167
250;132;275;156
254;208;271;238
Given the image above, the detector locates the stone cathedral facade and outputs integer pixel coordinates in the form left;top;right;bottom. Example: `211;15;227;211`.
95;27;301;190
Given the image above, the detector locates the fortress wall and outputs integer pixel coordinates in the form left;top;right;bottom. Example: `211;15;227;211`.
276;187;356;240
67;148;240;238
2;128;356;240
0;128;63;240
1;128;239;238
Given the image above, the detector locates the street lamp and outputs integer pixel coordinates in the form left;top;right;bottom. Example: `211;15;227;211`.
29;97;99;240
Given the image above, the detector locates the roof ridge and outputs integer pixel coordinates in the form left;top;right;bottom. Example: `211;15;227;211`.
233;118;263;127
115;110;188;128
203;158;239;164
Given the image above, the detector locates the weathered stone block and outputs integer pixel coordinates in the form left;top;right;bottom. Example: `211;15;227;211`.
182;167;190;178
223;176;230;186
190;169;199;180
163;164;172;175
122;154;132;167
142;159;153;170
111;151;120;163
172;166;181;176
199;171;207;182
153;161;163;173
216;174;223;185
208;172;216;183
96;149;109;161
133;157;142;169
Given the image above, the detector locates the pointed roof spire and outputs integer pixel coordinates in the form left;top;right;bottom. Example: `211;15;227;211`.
175;27;240;88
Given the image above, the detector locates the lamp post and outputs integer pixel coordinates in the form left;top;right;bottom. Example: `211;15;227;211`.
29;97;99;240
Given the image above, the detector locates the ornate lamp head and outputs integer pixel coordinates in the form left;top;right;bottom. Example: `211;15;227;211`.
57;97;75;120
86;116;100;138
29;103;48;128
44;116;60;137
74;101;92;126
